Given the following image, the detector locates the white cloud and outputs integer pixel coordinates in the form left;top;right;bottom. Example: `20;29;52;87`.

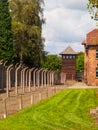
44;41;84;54
43;0;96;54
57;0;87;10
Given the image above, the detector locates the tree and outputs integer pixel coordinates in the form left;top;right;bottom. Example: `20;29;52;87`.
9;0;45;67
88;0;98;8
42;55;62;71
0;0;13;62
76;52;84;72
87;0;98;20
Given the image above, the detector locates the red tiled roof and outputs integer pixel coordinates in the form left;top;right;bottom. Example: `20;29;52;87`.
60;45;77;55
82;28;98;45
82;40;86;45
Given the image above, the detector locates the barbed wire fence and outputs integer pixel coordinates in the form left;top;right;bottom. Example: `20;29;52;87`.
0;62;66;119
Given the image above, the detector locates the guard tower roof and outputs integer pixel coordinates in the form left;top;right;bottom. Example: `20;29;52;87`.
60;45;77;55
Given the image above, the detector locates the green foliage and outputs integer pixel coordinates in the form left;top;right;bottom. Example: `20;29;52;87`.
0;89;98;129
87;0;98;18
9;0;45;66
88;0;98;8
76;52;84;72
0;0;14;62
41;55;62;71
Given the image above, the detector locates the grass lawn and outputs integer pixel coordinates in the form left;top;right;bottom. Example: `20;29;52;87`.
0;88;98;130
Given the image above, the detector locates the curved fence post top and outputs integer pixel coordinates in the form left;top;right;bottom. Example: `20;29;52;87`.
0;60;3;65
43;68;48;72
15;63;20;68
37;68;44;72
3;61;8;66
30;67;35;71
52;71;55;73
23;66;28;71
15;64;21;70
33;68;38;72
47;70;51;73
7;64;13;71
21;64;25;69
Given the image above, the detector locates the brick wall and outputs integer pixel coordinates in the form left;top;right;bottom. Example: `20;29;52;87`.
61;58;76;80
84;45;98;85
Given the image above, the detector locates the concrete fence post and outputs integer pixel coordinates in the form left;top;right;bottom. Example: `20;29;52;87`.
33;69;38;90
21;68;23;88
47;70;51;86
46;71;49;86
8;66;13;90
41;69;44;87
37;68;43;88
28;68;34;92
37;69;39;87
3;99;7;118
6;64;13;97
20;65;25;88
39;92;42;101
26;69;29;88
49;71;52;86
44;69;47;87
19;95;23;110
31;93;34;104
0;62;4;90
52;71;55;86
15;64;21;95
22;67;28;94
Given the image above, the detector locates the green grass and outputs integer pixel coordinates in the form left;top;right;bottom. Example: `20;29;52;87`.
0;89;98;130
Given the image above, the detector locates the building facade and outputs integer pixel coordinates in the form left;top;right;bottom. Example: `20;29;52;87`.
82;29;98;86
60;46;77;80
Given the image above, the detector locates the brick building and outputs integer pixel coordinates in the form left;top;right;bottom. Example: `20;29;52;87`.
82;28;98;86
60;46;77;80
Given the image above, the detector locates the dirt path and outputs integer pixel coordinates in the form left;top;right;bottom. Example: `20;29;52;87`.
66;81;98;88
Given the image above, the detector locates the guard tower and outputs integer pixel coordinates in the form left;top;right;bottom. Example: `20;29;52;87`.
60;46;77;80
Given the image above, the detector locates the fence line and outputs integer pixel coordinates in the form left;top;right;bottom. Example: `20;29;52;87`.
0;63;67;97
0;86;65;119
0;62;67;119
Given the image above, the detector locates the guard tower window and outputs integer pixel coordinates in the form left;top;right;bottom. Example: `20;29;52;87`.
96;68;98;78
96;49;98;59
62;55;65;59
73;55;75;59
69;55;72;59
66;55;69;59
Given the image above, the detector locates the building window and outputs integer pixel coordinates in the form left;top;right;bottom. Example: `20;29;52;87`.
62;55;65;59
96;68;98;78
69;55;72;59
66;55;69;59
73;55;75;59
96;49;98;59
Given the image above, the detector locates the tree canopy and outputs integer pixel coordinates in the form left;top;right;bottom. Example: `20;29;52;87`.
76;52;84;72
87;0;98;19
88;0;98;8
0;0;14;62
41;55;62;71
9;0;45;67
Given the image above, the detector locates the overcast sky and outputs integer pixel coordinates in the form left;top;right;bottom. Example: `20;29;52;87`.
42;0;96;54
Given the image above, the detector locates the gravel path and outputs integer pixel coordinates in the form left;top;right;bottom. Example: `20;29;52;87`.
66;81;98;88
